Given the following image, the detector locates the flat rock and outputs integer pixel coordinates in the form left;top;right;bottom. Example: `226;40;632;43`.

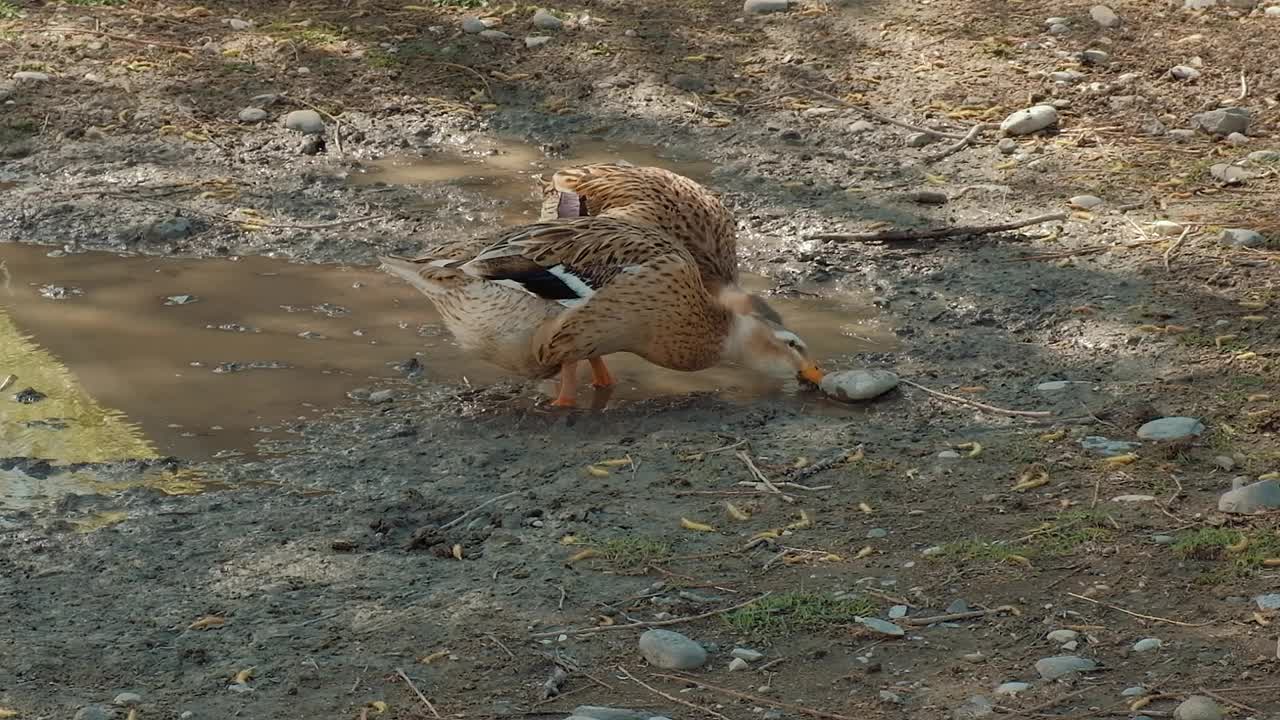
638;629;706;670
1170;65;1201;81
1168;129;1197;143
113;693;143;707
1246;149;1280;163
461;17;486;32
1225;132;1250;146
744;0;790;13
819;369;899;402
13;71;51;83
525;36;553;48
1001;105;1058;136
238;107;268;123
1255;593;1280;611
905;132;935;147
284;109;324;134
1090;4;1121;26
952;696;995;720
1046;629;1079;643
573;706;651;720
995;682;1032;696
74;707;113;720
1035;655;1096;680
479;29;512;40
1123;686;1148;697
1173;696;1222;720
888;605;909;619
1218;479;1280;514
1082;49;1111;64
858;617;905;636
731;647;764;662
1192;107;1249;136
1068;195;1103;209
1210;163;1258;184
1136;416;1204;441
1218;228;1265;248
1132;638;1163;652
532;9;564;30
1081;436;1140;456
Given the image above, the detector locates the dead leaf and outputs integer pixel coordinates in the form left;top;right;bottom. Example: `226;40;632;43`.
188;615;226;630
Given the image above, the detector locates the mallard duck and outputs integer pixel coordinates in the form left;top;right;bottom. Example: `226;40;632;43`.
537;162;798;386
379;216;824;407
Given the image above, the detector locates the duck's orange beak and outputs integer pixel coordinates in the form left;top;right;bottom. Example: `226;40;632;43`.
799;363;825;385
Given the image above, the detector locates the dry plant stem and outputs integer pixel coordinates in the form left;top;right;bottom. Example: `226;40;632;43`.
800;86;967;140
396;668;442;718
735;450;793;501
1066;592;1211;627
1197;688;1257;713
900;379;1053;418
618;668;734;720
431;62;494;97
809;212;1067;243
999;686;1093;718
440;490;520;531
899;605;1018;626
44;26;195;52
928;123;997;162
652;673;859;720
529;592;771;639
1163;226;1192;272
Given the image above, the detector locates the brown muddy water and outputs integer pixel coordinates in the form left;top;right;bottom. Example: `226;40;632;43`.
1;139;897;508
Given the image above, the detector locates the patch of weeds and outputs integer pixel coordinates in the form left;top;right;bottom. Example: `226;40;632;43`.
0;1;22;20
1174;527;1242;561
1175;527;1280;580
723;591;876;638
430;0;488;7
366;40;438;69
67;0;126;6
1030;510;1113;557
590;535;672;571
934;538;1025;564
293;27;345;46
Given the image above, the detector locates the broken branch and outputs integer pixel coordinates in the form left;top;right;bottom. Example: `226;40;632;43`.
808;212;1067;243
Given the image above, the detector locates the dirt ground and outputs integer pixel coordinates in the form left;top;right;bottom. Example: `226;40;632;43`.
2;0;1280;718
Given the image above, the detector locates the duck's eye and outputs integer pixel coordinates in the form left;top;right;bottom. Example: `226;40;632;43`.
786;339;800;349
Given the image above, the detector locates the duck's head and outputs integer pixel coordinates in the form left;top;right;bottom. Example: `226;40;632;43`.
721;312;825;386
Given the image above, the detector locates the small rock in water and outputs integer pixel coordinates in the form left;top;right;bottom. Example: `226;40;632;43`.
819;369;899;402
638;629;707;670
1046;629;1079;643
238;107;268;123
284;109;324;134
13;71;51;83
1218;228;1265;248
74;707;113;720
744;0;790;13
1136;416;1204;441
1219;479;1280;514
858;617;905;636
1035;655;1096;680
1132;638;1163;652
1191;107;1250;136
14;388;47;404
1090;4;1121;27
1255;593;1280;611
114;693;143;707
1170;65;1201;81
952;695;995;720
995;682;1032;696
1068;195;1103;209
532;9;564;30
1080;436;1140;457
728;657;749;671
461;17;486;32
1173;695;1222;720
1001;105;1058;136
525;35;553;48
731;647;764;662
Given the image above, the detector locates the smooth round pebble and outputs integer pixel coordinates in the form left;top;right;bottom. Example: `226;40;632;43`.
1173;695;1222;720
532;8;564;30
995;682;1032;696
819;369;899;402
1068;195;1103;209
1034;655;1096;680
1046;629;1079;643
461;17;486;32
638;629;706;670
13;71;51;83
1136;416;1204;441
114;692;143;707
238;107;268;123
1001;105;1058;135
284;109;324;134
1132;638;1162;652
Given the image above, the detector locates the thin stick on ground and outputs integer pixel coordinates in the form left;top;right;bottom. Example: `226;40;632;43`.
618;667;734;720
44;26;195;52
529;592;771;639
808;212;1067;243
1236;69;1248;101
1162;226;1193;272
735;450;794;503
927;123;997;162
395;668;441;718
997;686;1094;718
900;379;1053;418
652;674;859;720
800;86;967;140
899;605;1019;626
1198;688;1257;714
1066;592;1212;627
440;490;520;531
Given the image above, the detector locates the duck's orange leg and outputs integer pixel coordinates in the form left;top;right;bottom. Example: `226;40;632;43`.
588;357;615;388
551;362;579;407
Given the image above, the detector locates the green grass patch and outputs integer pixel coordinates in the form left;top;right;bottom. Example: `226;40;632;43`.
589;535;673;571
723;591;877;638
431;0;488;7
935;538;1026;564
1031;510;1114;557
1174;527;1280;581
66;0;127;6
0;0;23;19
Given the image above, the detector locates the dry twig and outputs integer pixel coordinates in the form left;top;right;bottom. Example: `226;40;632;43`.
440;490;520;531
735;450;794;502
900;605;1019;626
395;668;441;718
809;212;1067;243
530;592;771;639
44;26;195;52
1162;226;1193;272
618;667;733;720
800;86;967;140
928;123;997;162
901;379;1053;418
1066;592;1212;627
652;673;859;720
1198;687;1257;714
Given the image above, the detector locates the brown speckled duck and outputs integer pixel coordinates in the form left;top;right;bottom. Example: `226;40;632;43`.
379;216;824;407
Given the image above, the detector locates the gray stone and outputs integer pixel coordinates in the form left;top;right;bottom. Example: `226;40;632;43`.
1048;22;1070;34
937;450;962;459
461;17;486;32
1045;16;1070;25
946;599;971;613
74;707;114;720
368;389;395;403
1122;686;1148;697
573;706;650;720
1137;416;1204;441
532;9;563;30
728;657;749;671
1168;129;1197;143
1082;49;1111;64
819;369;899;402
639;629;706;670
1090;4;1121;27
731;647;764;662
525;36;552;48
907;191;948;205
1218;228;1266;248
1046;629;1079;643
284;109;324;134
1268;5;1280;15
888;605;909;619
1170;65;1202;81
1034;655;1097;680
13;71;51;83
1001;105;1058;136
1210;163;1258;184
1067;195;1103;210
802;107;839;118
227;18;252;30
238;107;268;123
1246;149;1280;163
113;693;143;707
849;120;875;133
1255;593;1280;610
146;217;199;243
906;132;935;148
995;682;1032;696
1192;107;1250;136
1225;132;1250;146
1218;480;1280;514
1132;638;1163;652
479;29;512;40
866;527;888;538
1049;70;1084;84
952;695;995;720
858;617;905;636
744;0;790;13
1151;220;1185;236
1173;696;1222;720
1152;534;1176;544
1081;436;1140;457
879;691;903;704
997;137;1018;154
1213;455;1236;471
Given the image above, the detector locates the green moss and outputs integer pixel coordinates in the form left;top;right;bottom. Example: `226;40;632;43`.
723;591;877;638
589;535;673;571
